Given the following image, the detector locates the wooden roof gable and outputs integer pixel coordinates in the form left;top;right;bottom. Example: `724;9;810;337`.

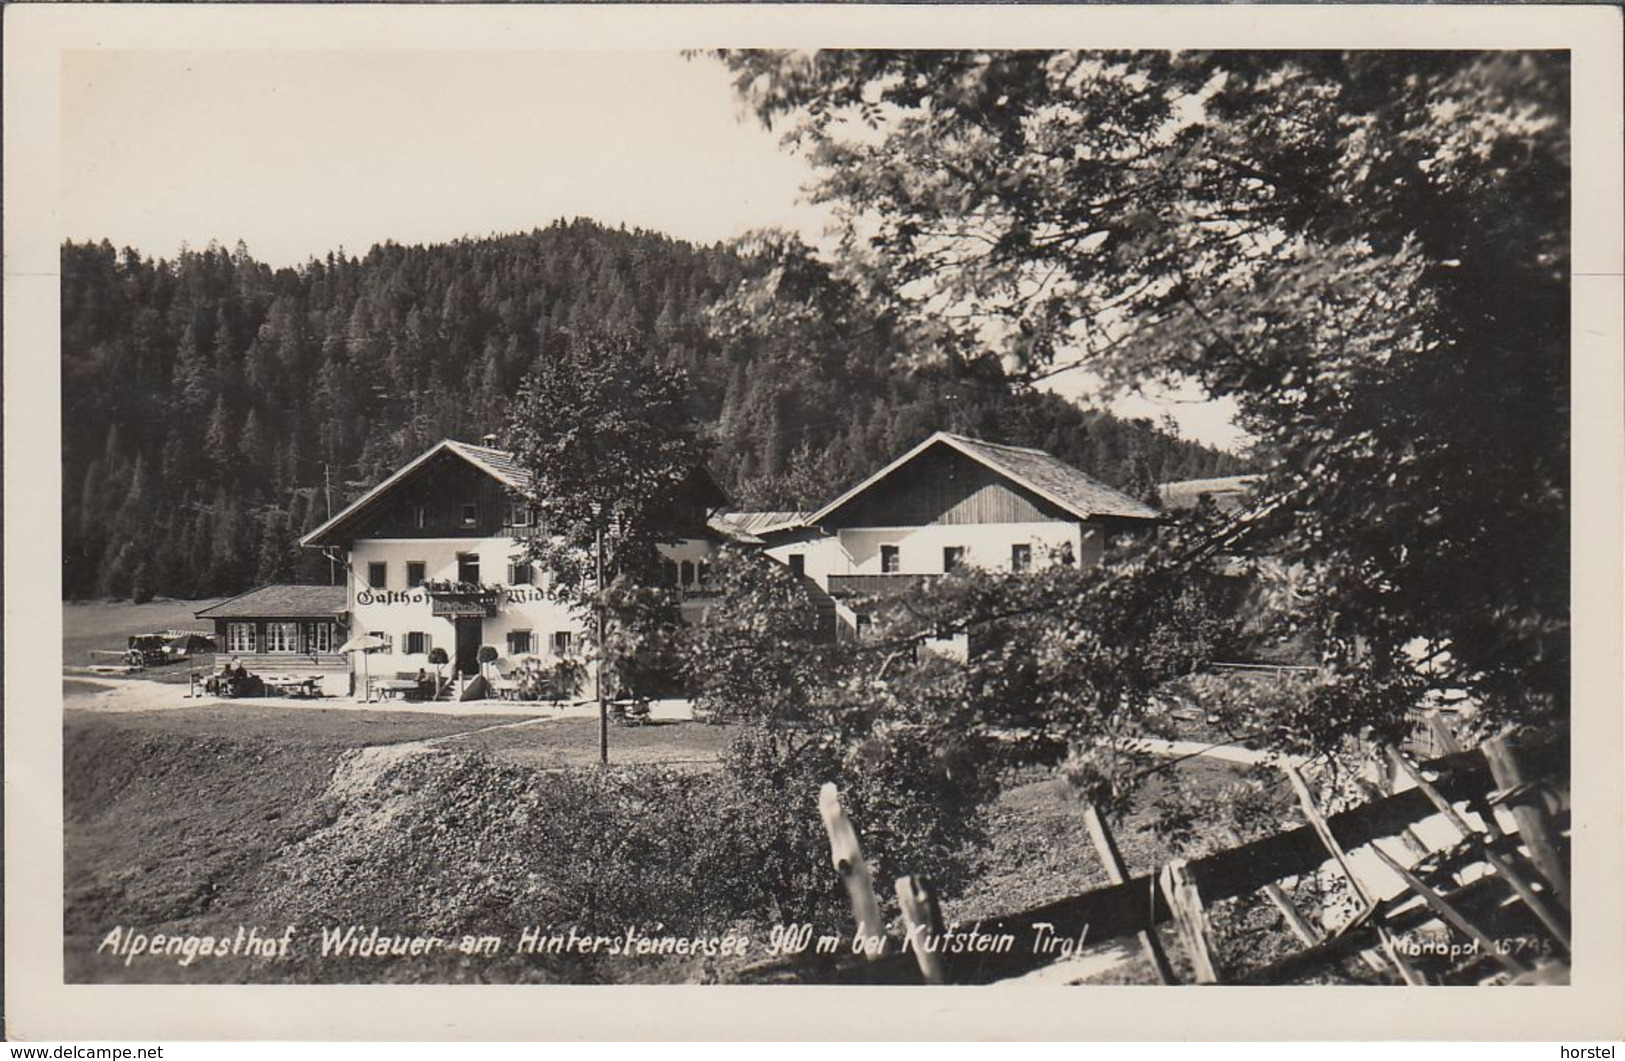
806;431;1160;529
300;438;730;549
299;440;529;549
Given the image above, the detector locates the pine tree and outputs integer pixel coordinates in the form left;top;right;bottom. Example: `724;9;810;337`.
172;319;213;413
204;397;235;479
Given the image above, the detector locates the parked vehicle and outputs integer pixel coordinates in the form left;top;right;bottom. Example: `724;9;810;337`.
123;630;217;668
125;634;171;668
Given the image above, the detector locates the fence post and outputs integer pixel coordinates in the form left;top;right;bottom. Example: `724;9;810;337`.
1482;731;1571;910
1158;859;1219;984
1425;710;1464;755
894;875;947;984
818;782;888;960
1383;745;1570;951
1085;802;1177;984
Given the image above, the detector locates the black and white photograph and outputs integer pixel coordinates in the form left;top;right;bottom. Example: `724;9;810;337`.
8;2;1623;1042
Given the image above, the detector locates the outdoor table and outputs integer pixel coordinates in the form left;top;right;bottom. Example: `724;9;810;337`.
263;675;322;698
373;679;420;701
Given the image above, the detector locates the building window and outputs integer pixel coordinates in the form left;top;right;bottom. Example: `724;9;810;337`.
407;561;426;588
414;506;427;529
306;622;334;654
266;621;300;654
406;631;431;656
680;560;695;587
461;503;479;527
855;614;873;641
367;562;387;589
698;560;712;585
508;630;533;655
880;544;901;574
457;552;480;584
507;503;533;527
788;554;806;578
943;546;965;572
225;622;256;654
550;631;574;657
508;560;534;586
1011;543;1032;573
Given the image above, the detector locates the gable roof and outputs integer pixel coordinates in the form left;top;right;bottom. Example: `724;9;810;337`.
195;584;347;620
299;440;503;549
300;438;729;549
806;431;1160;528
444;439;532;493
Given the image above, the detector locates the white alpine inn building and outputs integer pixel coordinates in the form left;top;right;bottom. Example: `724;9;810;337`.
718;431;1163;644
299;439;732;697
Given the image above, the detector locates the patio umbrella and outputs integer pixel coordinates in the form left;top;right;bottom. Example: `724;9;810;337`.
337;633;389;654
338;633;390;701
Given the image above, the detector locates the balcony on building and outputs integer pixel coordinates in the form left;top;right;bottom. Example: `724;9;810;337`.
422;578;504;618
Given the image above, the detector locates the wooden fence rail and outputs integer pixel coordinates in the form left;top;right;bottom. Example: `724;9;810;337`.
739;726;1566;986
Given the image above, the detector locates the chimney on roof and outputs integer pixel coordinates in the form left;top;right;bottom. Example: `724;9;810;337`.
481;433;499;446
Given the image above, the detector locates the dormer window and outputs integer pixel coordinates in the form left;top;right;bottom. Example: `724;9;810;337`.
461;503;478;528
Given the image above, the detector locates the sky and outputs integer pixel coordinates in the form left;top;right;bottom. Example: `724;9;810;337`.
61;50;828;262
60;48;1247;451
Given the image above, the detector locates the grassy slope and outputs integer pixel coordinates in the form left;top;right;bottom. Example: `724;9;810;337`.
63;707;743;982
65;704;1260;985
63;706;531;983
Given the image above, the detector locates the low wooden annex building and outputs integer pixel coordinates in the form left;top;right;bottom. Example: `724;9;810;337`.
193;585;349;674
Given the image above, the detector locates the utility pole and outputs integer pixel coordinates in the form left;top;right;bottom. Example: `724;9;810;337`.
595;513;608;766
324;462;336;585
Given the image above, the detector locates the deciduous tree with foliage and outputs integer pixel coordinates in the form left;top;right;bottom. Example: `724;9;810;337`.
503;330;714;757
681;547;1008;911
714;49;1570;746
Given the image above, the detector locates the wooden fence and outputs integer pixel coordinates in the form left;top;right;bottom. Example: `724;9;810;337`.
738;721;1569;986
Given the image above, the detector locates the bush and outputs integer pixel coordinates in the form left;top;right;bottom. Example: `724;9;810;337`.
264;751;726;938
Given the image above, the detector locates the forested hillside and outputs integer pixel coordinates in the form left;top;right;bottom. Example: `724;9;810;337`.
62;220;1247;600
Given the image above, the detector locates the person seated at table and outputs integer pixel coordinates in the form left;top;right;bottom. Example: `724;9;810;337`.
207;658;243;695
416;668;435;699
225;659;258;698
